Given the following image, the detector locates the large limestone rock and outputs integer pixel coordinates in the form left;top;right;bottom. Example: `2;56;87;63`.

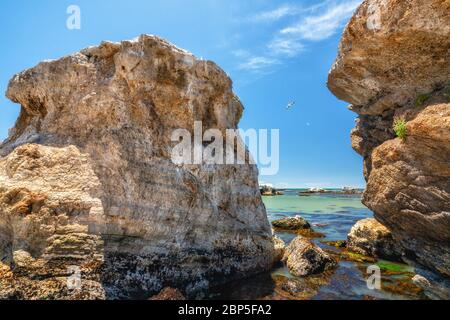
328;0;450;276
347;218;404;261
328;0;450;116
0;35;276;299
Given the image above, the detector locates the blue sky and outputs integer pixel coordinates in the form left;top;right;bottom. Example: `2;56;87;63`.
0;0;365;188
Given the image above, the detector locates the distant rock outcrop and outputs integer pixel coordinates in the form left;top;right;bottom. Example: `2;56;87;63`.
260;185;284;196
328;0;450;276
272;216;311;231
0;35;277;299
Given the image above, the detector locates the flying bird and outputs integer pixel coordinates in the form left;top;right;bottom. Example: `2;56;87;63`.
286;101;296;110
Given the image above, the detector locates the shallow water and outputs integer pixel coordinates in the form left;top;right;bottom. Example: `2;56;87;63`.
208;189;426;300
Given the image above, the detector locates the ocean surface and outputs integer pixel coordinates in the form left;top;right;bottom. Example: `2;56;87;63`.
208;189;425;300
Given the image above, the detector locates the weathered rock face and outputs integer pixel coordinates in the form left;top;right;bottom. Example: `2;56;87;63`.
0;145;106;299
0;35;276;299
347;218;404;261
282;236;336;277
328;0;450;276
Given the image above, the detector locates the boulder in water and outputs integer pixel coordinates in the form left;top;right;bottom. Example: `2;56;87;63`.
282;236;337;276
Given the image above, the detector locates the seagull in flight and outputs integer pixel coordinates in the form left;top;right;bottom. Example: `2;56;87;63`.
286;101;296;110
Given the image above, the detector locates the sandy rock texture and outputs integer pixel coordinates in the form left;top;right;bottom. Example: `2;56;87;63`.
328;0;450;276
0;34;276;299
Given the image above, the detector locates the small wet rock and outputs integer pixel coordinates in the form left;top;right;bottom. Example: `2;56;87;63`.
272;216;311;231
282;236;337;276
412;275;431;289
149;287;186;300
347;218;404;261
410;271;450;300
272;216;324;238
280;279;317;297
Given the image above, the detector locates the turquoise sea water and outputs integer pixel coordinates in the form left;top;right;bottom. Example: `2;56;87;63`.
265;189;371;243
209;189;424;300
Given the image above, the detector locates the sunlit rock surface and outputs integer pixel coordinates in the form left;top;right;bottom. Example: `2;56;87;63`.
347;218;403;261
328;0;450;276
0;35;276;299
282;236;337;277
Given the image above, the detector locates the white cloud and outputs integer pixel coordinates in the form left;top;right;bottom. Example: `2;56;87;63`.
247;4;299;23
245;1;333;24
231;49;250;58
281;0;362;41
237;56;279;72
267;38;304;57
233;0;362;75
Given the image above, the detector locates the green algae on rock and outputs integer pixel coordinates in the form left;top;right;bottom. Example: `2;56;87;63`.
321;240;347;249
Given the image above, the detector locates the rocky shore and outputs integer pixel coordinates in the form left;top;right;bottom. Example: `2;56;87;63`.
260;185;284;196
298;187;363;196
0;0;448;301
328;0;450;278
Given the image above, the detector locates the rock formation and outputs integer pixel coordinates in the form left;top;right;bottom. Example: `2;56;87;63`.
328;0;450;276
347;218;403;261
272;216;311;231
272;216;324;238
260;185;283;196
282;236;336;276
0;34;277;299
